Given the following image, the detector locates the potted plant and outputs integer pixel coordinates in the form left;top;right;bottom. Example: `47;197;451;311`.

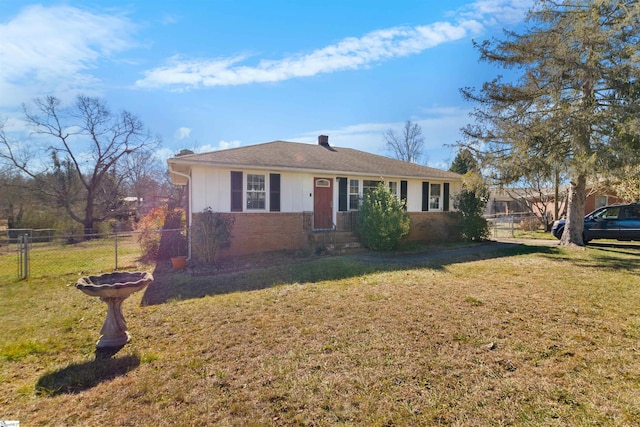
168;230;188;270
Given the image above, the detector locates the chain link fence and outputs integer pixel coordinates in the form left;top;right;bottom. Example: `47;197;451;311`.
485;212;543;239
0;228;187;281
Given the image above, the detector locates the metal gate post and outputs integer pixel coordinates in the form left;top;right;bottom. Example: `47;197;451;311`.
17;235;22;279
18;233;29;280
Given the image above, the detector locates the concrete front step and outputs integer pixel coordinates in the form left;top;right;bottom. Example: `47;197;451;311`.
311;231;364;255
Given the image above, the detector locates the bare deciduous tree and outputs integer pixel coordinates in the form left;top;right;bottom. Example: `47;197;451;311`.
384;120;424;163
121;149;165;207
0;95;160;235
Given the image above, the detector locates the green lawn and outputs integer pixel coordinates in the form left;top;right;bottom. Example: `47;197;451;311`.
513;230;556;239
0;235;147;283
2;241;640;425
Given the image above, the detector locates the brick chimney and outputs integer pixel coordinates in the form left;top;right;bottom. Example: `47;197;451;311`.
318;135;329;147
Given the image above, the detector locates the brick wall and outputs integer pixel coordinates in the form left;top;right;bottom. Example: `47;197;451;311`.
584;193;624;214
218;213;310;257
214;211;462;258
406;212;462;242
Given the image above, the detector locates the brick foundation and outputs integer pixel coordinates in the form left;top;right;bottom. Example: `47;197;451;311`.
219;213;310;257
213;211;462;258
406;212;462;242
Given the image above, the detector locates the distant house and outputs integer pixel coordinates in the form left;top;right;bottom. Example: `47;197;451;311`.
167;136;462;257
584;190;624;213
486;188;532;218
486;184;625;223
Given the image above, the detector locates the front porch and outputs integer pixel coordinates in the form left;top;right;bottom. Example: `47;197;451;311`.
302;211;358;233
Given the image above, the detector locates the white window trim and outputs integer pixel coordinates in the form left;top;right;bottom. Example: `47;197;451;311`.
246;173;266;210
430;183;442;211
349;179;359;210
595;195;608;209
388;181;398;198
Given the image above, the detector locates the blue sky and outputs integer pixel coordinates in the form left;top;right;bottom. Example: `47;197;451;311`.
0;0;532;170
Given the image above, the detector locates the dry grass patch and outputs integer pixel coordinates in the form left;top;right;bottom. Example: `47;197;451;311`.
2;242;640;425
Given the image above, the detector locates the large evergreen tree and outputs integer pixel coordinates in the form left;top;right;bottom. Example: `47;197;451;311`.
449;149;479;175
461;0;640;246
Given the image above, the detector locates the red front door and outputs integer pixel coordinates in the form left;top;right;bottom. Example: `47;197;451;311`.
314;177;333;229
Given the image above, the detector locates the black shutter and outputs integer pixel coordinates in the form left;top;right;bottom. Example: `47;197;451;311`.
231;171;243;212
270;173;281;212
338;177;348;211
400;180;408;210
443;183;450;211
422;182;429;211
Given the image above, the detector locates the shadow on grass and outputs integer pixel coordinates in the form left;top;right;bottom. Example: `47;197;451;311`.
36;352;140;396
586;241;640;252
537;241;640;274
141;241;560;306
581;242;640;272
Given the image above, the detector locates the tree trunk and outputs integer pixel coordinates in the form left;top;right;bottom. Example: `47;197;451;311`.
83;221;96;238
554;166;560;222
560;174;586;246
84;191;96;238
84;206;95;238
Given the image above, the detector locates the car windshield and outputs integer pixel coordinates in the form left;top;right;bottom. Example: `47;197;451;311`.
593;207;620;220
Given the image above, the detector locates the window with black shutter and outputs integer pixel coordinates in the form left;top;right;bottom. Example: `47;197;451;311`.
422;181;429;211
270;173;281;212
337;177;348;211
400;180;407;210
443;183;450;211
231;171;243;212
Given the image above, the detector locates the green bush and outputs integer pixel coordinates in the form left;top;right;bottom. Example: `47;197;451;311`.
453;173;489;241
357;183;410;251
191;208;235;265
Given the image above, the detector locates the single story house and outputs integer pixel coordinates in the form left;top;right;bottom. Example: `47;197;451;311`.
585;191;624;213
487;185;625;221
167;135;463;257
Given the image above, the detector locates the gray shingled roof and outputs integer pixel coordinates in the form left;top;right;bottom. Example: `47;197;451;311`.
168;140;461;180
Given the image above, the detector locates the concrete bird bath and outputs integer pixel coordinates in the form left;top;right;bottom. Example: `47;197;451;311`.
76;271;153;348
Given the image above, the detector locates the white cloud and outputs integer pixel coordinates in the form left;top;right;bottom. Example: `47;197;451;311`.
196;140;241;153
153;140;242;162
291;106;471;168
135;0;532;90
0;116;28;133
154;147;177;163
218;140;242;150
0;5;137;106
159;13;179;25
457;0;533;26
136;22;473;90
175;127;191;140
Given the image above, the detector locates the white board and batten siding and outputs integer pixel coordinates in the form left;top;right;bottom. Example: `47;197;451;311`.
190;165;460;215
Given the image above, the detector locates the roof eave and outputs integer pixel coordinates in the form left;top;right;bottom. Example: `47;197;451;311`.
167;158;461;181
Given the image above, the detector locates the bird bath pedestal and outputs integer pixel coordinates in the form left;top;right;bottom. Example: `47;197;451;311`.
76;271;154;348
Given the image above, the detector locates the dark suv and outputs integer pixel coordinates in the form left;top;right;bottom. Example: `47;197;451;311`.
552;203;640;242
